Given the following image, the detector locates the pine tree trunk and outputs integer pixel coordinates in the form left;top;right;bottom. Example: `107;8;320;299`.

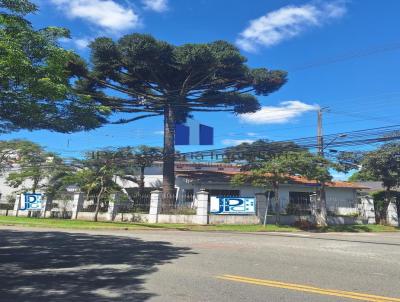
162;105;176;208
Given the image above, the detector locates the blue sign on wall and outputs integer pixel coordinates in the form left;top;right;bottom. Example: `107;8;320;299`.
210;196;256;215
20;193;43;211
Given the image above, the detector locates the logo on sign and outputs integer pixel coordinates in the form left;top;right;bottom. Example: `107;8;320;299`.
210;196;256;215
175;119;213;145
20;194;43;211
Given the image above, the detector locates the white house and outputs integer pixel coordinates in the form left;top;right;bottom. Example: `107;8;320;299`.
116;161;368;217
0;161;369;216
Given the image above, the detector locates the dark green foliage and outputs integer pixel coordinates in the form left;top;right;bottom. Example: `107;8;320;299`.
359;143;400;189
348;171;376;182
5;140;65;194
62;151;123;221
335;151;364;173
77;34;287;120
114;145;163;196
0;0;109;133
0;0;37;14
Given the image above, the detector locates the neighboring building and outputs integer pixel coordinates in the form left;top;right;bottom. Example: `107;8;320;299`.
355;181;400;193
355;181;399;226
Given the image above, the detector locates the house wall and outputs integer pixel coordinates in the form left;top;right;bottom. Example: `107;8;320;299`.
0;170;39;203
177;180;357;210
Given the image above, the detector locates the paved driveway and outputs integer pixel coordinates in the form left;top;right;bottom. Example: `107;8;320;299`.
1;226;400;301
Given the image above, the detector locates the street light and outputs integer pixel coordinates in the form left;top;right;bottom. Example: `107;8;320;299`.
323;134;347;151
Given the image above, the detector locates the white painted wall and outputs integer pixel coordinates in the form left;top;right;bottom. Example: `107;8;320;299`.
0;170;40;202
0;164;359;214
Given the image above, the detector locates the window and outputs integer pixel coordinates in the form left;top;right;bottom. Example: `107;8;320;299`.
288;192;312;215
289;192;312;204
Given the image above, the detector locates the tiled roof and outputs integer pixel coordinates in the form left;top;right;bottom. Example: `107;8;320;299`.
176;170;369;189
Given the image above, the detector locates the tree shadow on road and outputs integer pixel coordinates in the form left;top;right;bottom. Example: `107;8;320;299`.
0;230;194;302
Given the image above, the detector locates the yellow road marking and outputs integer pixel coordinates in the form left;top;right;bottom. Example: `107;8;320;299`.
216;275;400;302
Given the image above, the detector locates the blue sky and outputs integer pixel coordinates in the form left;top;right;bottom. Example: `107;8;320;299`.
4;0;400;167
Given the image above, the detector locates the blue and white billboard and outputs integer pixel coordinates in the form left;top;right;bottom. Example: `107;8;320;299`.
20;193;43;211
210;196;256;215
175;119;213;145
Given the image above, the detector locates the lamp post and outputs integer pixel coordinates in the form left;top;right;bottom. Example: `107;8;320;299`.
323;134;348;152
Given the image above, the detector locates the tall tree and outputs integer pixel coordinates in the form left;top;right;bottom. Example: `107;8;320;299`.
115;145;163;196
232;151;333;226
0;0;108;133
289;152;333;226
73;34;287;199
63;152;121;221
232;151;302;224
6;141;64;194
357;143;400;225
0;140;21;174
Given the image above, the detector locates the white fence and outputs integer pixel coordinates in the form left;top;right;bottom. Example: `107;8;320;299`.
0;192;396;226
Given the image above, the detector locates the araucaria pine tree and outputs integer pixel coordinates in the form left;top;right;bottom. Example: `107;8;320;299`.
72;34;287;198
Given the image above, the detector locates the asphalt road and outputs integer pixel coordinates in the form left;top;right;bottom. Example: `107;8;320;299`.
1;226;400;302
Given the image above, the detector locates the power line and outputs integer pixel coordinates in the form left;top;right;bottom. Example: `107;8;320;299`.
290;41;400;72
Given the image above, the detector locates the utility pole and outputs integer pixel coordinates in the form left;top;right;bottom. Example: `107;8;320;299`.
316;107;329;227
317;107;329;156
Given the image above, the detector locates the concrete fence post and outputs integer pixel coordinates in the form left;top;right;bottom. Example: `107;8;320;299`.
255;193;266;225
107;193;120;221
387;202;398;226
148;190;162;223
71;192;84;220
41;195;50;218
195;190;209;225
359;196;376;224
13;194;22;217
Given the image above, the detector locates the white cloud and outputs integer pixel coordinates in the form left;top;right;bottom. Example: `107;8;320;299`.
74;38;91;49
236;1;347;52
222;139;255;146
153;130;164;135
51;0;139;32
142;0;168;12
246;132;258;137
58;36;91;50
239;101;319;124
